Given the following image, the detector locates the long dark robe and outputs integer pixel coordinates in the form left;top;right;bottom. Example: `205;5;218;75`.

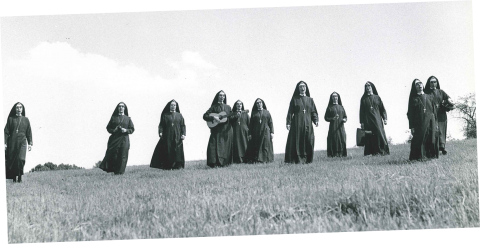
247;110;274;163
408;93;439;160
203;103;233;167
325;104;347;157
99;115;134;174
285;96;319;163
4;116;32;179
150;112;186;169
360;95;390;156
428;89;450;149
230;112;250;163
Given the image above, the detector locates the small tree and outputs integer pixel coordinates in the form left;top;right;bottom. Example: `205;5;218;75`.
405;130;413;144
454;93;476;139
44;162;58;170
387;136;394;145
93;160;102;168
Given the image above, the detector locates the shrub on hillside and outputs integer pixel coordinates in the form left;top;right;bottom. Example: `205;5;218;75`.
30;162;84;173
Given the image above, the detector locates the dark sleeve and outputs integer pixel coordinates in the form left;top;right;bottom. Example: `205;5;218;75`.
229;111;240;122
268;111;274;134
225;106;232;122
441;90;450;100
106;117;116;134
429;95;438;120
158;115;165;134
4;118;11;145
26;118;33;146
324;107;334;122
181;114;186;136
126;117;134;134
311;98;319;124
286;99;294;126
359;98;365;124
248;113;254;136
343;106;347;120
203;107;214;122
246;113;250;128
378;96;387;121
408;98;417;129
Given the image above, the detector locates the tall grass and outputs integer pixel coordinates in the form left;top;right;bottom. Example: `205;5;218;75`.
6;139;479;242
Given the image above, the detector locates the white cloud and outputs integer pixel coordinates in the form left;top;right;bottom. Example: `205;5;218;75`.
181;51;217;70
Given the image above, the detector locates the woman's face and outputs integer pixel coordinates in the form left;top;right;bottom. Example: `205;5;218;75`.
365;83;373;94
218;92;225;103
236;102;242;111
332;94;338;104
298;83;306;93
170;102;177;111
415;82;424;93
429;78;438;89
256;100;263;109
15;104;23;115
118;103;125;114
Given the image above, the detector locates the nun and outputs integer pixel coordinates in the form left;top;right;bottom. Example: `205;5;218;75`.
359;81;389;156
150;100;186;170
324;92;348;157
203;90;233;167
4;102;32;182
407;79;439;161
99;102;135;175
230;100;250;163
246;98;274;163
424;76;453;155
284;81;319;163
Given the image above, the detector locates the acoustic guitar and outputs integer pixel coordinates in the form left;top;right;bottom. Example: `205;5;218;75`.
206;110;249;128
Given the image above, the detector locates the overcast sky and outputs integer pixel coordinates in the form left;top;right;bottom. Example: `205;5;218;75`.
1;1;475;172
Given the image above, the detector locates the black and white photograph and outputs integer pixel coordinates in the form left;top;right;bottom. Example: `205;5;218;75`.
1;0;479;243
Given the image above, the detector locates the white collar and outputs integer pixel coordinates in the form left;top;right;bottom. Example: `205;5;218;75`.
118;113;124;116
299;93;306;97
417;92;424;95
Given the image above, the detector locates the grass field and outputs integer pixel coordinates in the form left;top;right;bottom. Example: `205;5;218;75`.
5;139;479;242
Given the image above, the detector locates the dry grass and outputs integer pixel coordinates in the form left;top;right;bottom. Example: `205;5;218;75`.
6;139;479;242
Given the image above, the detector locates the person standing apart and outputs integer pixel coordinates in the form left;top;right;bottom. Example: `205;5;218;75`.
203;90;234;167
359;81;389;156
4;102;32;183
99;102;135;175
150;100;186;170
247;98;274;163
407;79;439;161
325;92;348;157
284;81;319;163
424;76;454;155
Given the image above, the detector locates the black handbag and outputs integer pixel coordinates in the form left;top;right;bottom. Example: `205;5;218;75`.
356;128;372;147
